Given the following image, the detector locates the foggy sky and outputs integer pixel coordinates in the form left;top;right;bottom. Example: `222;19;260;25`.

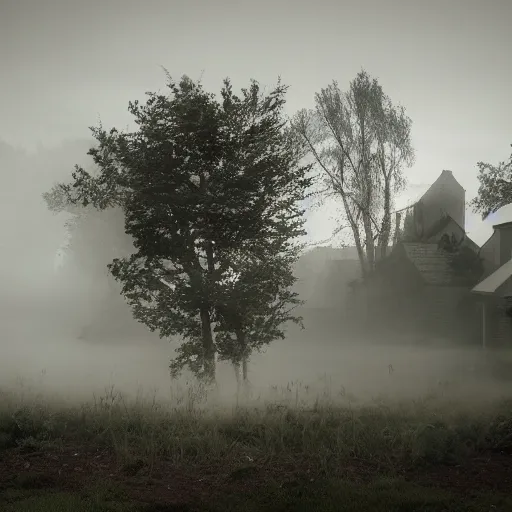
1;0;511;254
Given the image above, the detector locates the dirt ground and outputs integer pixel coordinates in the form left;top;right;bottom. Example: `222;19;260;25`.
1;441;512;510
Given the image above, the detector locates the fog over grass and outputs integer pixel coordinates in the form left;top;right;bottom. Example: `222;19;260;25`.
2;310;510;411
1;139;511;413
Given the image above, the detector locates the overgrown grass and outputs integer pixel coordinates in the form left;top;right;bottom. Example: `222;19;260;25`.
1;376;511;471
2;374;512;510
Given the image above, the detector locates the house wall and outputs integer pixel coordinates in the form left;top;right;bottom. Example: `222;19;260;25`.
420;286;476;340
493;300;512;348
473;248;512;348
420;171;466;235
495;279;512;347
349;281;479;343
479;224;512;279
358;283;477;343
498;224;512;266
348;247;428;337
474;277;512;348
481;295;512;349
479;231;500;276
498;277;512;296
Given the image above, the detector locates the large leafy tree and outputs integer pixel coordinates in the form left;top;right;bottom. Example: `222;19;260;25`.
472;145;512;219
46;74;311;384
291;70;414;278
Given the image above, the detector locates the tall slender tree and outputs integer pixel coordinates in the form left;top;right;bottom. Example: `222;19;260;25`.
291;70;414;277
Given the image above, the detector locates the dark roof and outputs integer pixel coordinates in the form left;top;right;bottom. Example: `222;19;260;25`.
402;243;455;285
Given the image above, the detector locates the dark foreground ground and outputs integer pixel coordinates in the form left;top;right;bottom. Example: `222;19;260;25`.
1;442;512;511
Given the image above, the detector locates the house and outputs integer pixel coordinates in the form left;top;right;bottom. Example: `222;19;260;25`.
348;170;483;343
398;170;475;247
471;221;512;348
292;246;361;339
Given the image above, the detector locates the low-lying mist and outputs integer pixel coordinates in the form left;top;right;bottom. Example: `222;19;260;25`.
2;307;510;411
1;139;511;414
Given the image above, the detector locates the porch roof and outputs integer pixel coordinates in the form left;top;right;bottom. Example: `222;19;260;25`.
472;258;512;296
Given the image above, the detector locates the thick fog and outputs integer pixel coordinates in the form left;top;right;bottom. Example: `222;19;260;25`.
0;0;511;413
0;139;510;411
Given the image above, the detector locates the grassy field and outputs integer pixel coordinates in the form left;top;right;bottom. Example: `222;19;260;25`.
1;374;512;511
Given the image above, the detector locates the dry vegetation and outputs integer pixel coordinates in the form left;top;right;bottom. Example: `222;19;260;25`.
2;346;512;511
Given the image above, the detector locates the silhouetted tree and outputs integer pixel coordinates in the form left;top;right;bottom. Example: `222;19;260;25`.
44;74;311;384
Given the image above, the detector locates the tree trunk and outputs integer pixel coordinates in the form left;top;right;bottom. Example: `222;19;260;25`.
235;329;249;384
242;356;248;382
393;212;402;246
341;192;369;279
201;224;217;384
362;212;375;272
379;178;392;259
233;362;242;388
199;307;216;384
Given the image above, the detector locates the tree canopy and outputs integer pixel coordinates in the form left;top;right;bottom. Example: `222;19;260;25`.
472;145;512;219
44;74;312;383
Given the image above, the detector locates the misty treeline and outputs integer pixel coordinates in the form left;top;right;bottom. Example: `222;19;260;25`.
43;70;417;385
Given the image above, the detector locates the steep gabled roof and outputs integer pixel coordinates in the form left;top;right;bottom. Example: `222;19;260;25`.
472;258;512;295
393;171;463;214
420;170;465;199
